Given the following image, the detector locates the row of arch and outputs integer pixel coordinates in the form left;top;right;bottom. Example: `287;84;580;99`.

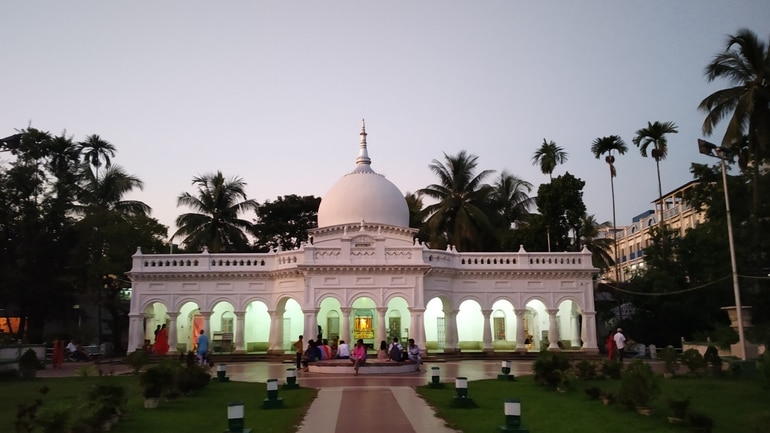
132;295;585;355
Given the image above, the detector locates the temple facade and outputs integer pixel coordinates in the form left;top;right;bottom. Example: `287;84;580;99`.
126;123;599;355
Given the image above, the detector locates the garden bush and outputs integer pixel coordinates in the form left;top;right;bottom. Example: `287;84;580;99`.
601;359;623;379
618;359;660;408
681;348;705;374
533;350;570;388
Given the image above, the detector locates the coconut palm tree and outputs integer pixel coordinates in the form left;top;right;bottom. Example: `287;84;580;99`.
174;172;257;252
579;214;615;271
699;28;770;222
73;163;150;216
491;170;534;227
591;135;628;282
78;134;116;180
417;151;496;252
531;139;568;180
632;121;679;227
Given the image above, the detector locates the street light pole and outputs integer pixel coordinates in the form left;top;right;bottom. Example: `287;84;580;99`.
697;139;747;361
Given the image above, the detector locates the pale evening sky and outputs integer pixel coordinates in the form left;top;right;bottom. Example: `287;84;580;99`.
2;1;768;241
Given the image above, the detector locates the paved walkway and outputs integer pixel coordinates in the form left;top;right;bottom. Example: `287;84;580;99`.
35;358;564;433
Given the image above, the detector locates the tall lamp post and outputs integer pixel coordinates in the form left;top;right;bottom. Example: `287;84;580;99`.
697;139;747;361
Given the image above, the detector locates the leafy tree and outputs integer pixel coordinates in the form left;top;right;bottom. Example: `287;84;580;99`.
251;194;320;252
418;151;497;251
590;135;628;281
174;172;257;252
0;128;78;341
535;172;586;252
632;121;679;228
531;139;568;180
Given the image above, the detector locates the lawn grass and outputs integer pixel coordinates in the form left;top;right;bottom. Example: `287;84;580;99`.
416;375;770;433
0;375;316;433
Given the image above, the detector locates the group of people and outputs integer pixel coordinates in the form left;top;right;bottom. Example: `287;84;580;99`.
605;327;627;361
50;338;91;367
293;335;423;375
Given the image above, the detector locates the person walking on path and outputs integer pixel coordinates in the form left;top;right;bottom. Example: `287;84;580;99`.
293;335;304;369
614;328;626;361
155;324;170;355
196;329;209;365
51;338;64;368
606;330;617;360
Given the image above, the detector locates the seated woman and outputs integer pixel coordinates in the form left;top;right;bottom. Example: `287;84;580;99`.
376;340;388;360
350;339;367;375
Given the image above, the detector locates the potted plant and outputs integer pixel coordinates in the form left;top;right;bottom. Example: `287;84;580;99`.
661;345;679;378
681;348;705;375
19;348;42;380
618;359;660;415
584;386;601;400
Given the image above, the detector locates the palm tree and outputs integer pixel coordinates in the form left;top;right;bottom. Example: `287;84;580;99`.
174;172;257;252
417;151;496;252
591;135;628;282
632;121;679;227
579;214;615;271
491;170;534;226
699;28;770;222
531;139;568;180
78;134;116;180
73;163;150;216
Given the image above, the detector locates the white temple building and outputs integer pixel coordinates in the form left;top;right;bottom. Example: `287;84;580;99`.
126;123;599;356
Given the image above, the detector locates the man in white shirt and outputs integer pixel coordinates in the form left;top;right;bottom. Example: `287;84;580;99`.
406;338;422;371
336;340;350;359
614;328;626;361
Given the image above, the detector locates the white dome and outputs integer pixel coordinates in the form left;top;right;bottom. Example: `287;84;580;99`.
317;122;409;228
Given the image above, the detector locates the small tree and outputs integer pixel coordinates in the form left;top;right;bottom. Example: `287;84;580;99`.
681;349;705;374
619;359;660;409
661;345;679;376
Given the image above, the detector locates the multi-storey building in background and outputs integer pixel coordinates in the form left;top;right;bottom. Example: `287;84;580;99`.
603;180;706;282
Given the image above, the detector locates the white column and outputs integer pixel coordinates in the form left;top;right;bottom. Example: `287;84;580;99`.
580;311;599;352
547;309;560;351
303;309;319;345
267;310;284;354
234;311;246;353
481;309;493;352
445;309;459;353
571;313;581;347
514;308;527;353
409;308;426;349
200;311;212;338
341;308;352;345
128;313;145;352
167;312;179;354
376;307;387;346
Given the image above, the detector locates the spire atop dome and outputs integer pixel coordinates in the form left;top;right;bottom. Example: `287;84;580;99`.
355;118;371;167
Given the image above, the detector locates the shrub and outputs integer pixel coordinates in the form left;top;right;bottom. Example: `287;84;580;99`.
19;348;42;371
681;349;705;374
661;345;679;375
35;403;72;433
703;345;723;377
126;349;148;374
601;359;623;379
618;359;660;408
574;360;598;380
140;364;175;398
532;351;571;388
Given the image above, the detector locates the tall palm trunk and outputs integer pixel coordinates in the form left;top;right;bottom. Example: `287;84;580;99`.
655;158;664;229
610;172;620;282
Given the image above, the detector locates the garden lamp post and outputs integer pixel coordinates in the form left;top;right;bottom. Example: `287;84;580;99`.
697;139;747;361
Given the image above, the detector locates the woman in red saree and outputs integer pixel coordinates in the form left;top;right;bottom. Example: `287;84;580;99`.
155;324;170;355
605;330;616;360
